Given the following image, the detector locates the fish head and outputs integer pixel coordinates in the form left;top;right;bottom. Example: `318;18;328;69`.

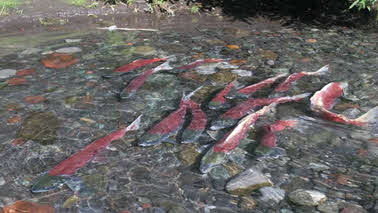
31;173;66;193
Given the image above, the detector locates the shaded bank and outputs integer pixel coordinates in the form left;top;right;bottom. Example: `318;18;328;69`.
193;0;376;28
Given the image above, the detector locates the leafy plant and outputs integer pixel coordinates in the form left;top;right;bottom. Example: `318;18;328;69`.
349;0;377;11
190;4;201;14
68;0;88;7
0;0;22;15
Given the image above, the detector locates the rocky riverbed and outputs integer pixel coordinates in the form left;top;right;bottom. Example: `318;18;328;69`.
0;11;377;213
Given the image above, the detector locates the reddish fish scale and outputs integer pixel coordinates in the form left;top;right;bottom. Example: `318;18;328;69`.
213;112;262;153
221;96;306;119
114;58;167;73
148;104;188;134
211;82;234;104
268;120;298;132
314;83;344;110
48;128;128;176
260;120;297;148
124;69;154;93
260;130;277;148
275;72;306;92
238;74;285;94
320;110;365;126
185;100;207;130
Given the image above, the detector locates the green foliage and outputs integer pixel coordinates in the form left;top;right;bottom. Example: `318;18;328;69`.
190;4;201;14
68;0;88;7
349;0;377;10
0;0;22;15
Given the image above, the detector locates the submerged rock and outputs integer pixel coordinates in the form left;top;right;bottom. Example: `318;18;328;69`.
134;46;156;56
259;186;286;203
239;196;257;210
0;69;17;79
55;47;82;54
289;189;327;206
225;167;273;195
17;112;60;145
178;144;201;166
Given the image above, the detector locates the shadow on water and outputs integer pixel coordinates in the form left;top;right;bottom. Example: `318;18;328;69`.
192;0;375;28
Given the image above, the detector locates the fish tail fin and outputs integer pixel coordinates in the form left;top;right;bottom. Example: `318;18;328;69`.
153;61;173;73
310;64;329;76
339;82;349;90
126;114;143;131
355;106;378;125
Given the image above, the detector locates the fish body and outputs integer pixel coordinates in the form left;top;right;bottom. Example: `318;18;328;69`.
275;65;329;92
31;116;142;193
259;120;298;148
114;58;167;73
210;93;310;130
182;100;207;143
138;103;188;146
310;82;377;126
200;104;275;173
208;81;235;110
138;87;203;146
120;60;173;99
228;73;288;99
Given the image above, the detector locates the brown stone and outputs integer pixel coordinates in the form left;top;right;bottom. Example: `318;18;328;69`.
2;200;54;213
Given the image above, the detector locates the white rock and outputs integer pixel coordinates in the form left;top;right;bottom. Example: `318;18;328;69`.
231;69;253;77
0;176;5;185
55;47;82;54
65;39;82;43
289;189;327;206
0;69;17;79
226;167;273;195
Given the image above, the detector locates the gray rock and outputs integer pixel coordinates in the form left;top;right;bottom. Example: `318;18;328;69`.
20;48;41;55
308;163;330;171
339;202;367;213
317;201;339;213
0;176;5;185
289;189;327;206
225;167;273;195
0;69;17;79
55;47;82;54
259;186;285;203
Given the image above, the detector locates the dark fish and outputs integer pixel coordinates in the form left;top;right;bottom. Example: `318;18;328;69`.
181;100;207;143
210;93;310;130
